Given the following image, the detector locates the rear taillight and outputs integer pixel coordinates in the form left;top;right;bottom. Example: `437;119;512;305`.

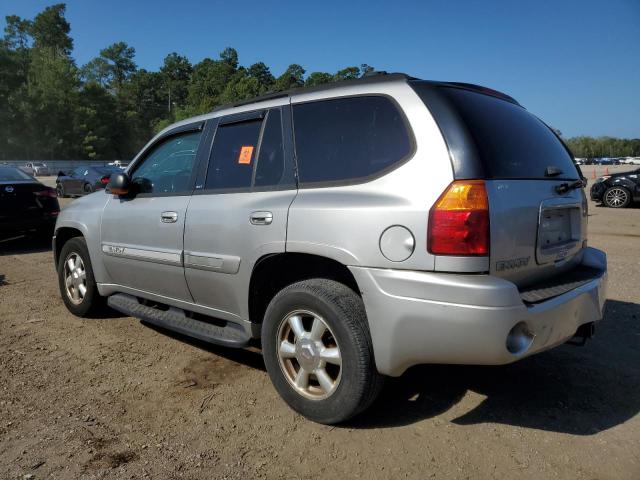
34;188;57;198
100;175;110;185
428;180;489;256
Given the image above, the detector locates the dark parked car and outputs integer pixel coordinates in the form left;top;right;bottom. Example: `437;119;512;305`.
590;168;640;208
0;166;59;238
56;166;122;197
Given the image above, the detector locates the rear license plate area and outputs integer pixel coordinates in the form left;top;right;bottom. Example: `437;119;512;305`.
536;204;581;264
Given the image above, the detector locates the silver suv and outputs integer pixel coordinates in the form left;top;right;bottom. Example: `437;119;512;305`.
53;73;607;424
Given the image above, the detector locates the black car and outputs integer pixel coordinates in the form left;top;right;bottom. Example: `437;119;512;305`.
56;165;122;197
590;168;640;208
0;166;60;238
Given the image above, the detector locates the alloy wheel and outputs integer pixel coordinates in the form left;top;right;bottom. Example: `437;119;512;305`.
277;310;342;400
605;187;629;207
63;252;87;305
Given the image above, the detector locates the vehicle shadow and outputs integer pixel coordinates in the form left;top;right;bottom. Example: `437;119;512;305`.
132;299;639;435
141;321;267;372
0;234;52;255
348;299;640;434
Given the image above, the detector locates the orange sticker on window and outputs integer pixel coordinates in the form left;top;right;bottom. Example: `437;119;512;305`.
238;145;254;164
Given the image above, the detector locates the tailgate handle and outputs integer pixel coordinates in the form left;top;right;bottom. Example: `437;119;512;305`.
250;211;273;225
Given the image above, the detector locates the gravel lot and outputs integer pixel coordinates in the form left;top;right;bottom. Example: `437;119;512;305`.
1;167;639;479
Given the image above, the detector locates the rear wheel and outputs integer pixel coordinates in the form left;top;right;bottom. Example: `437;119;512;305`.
83;183;94;194
603;186;631;208
56;183;65;198
57;237;104;317
262;279;383;424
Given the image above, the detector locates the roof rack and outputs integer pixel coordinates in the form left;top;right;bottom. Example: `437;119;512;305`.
437;81;520;105
211;72;413;112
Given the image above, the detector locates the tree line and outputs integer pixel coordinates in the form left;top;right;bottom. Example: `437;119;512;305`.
1;4;638;161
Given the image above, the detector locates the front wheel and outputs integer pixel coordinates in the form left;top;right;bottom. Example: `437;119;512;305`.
603;186;631;208
56;183;65;198
262;279;383;424
57;237;104;317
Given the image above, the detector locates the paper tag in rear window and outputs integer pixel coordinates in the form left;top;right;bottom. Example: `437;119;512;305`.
238;146;254;165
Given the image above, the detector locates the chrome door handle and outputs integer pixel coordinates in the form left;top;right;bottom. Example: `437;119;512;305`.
250;211;273;225
161;211;178;223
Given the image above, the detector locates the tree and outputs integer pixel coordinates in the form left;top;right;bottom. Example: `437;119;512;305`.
160;52;192;111
274;64;305;91
305;71;333;86
247;62;275;91
99;42;136;89
29;4;72;55
333;66;360;81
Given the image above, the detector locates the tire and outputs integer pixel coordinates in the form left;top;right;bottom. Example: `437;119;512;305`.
83;183;94;194
57;237;104;317
261;279;384;424
603;186;631;208
56;184;65;198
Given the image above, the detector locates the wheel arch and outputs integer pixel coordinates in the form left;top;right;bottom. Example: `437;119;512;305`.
248;253;361;327
53;226;85;268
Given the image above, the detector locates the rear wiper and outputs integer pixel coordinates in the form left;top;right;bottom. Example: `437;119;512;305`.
555;178;586;194
545;166;563;177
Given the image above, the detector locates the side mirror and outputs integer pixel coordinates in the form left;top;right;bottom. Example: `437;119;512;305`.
57;170;65;177
107;172;132;196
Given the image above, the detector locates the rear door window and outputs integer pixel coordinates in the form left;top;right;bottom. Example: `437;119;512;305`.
436;87;579;180
292;96;413;184
205;108;291;190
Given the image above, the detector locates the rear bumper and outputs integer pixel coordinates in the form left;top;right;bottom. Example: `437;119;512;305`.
349;247;607;376
0;215;57;234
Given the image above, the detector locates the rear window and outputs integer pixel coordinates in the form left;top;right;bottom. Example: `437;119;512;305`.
292;96;413;184
0;167;33;181
416;84;579;180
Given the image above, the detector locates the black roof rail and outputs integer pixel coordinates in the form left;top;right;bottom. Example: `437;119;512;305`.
211;72;413;112
437;81;520;106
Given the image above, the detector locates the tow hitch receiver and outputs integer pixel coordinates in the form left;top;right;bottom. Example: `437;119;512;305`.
567;322;595;347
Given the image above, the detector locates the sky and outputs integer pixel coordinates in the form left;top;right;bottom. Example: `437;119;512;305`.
2;0;639;138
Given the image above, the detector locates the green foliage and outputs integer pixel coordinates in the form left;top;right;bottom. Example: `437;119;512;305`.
2;4;634;161
565;136;640;158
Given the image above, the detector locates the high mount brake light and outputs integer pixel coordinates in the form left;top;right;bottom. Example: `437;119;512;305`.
428;180;489;256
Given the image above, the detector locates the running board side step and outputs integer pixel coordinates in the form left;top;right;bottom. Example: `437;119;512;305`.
107;293;250;348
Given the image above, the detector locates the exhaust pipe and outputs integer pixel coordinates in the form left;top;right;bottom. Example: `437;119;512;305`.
506;322;536;355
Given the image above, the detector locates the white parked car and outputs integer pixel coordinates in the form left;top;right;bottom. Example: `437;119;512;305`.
24;162;51;176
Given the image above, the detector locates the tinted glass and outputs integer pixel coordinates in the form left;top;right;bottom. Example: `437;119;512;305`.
72;167;86;177
132;131;201;194
255;109;285;187
205;119;262;190
438;87;579;180
95;166;122;175
293;96;412;184
0;167;33;181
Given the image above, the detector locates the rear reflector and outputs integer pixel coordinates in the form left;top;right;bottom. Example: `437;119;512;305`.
428;180;489;256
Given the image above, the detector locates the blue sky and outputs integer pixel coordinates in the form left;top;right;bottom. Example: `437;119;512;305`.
2;0;639;138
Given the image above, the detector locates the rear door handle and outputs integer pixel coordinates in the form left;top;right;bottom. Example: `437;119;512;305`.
161;211;178;223
250;211;273;225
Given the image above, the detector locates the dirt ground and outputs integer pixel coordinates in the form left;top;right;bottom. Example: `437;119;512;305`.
1;168;639;479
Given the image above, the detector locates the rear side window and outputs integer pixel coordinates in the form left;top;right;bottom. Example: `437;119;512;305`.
292;96;413;184
436;87;579;180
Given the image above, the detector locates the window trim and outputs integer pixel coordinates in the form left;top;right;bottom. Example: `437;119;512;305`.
194;105;297;196
126;121;206;198
291;93;417;189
